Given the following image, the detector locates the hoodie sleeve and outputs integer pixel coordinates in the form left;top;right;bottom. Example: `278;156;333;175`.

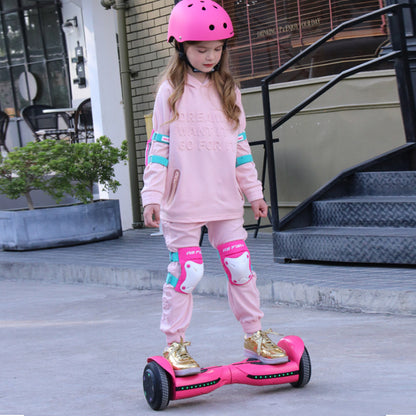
140;82;172;207
234;89;264;203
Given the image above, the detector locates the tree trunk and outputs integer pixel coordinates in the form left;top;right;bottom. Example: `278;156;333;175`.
25;192;35;210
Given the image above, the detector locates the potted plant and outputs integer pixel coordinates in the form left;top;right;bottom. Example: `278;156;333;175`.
0;136;128;251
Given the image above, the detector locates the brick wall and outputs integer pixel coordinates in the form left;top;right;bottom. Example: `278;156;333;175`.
125;0;173;218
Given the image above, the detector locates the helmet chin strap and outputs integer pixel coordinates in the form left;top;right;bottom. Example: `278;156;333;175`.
189;60;220;73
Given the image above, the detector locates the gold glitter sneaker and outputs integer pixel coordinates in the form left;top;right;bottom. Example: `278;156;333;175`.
163;338;201;377
244;329;289;364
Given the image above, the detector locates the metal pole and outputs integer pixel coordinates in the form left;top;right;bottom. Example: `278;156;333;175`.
104;0;142;227
385;0;416;142
396;4;416;142
261;80;280;232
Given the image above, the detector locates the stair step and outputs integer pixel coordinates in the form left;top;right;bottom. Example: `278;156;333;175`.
274;226;416;264
277;226;416;236
313;196;416;227
351;171;416;196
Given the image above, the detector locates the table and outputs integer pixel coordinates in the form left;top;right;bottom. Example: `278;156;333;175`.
42;107;77;114
40;107;78;141
42;107;77;126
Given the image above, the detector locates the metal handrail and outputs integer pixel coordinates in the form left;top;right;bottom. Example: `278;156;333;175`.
273;51;400;131
263;4;400;85
261;2;415;232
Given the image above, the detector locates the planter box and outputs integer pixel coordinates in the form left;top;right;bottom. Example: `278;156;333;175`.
0;199;122;251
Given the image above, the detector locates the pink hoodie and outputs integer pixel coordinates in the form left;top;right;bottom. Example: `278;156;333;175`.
141;74;264;223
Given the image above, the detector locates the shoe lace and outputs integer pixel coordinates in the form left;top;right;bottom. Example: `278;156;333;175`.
257;329;283;354
175;337;193;360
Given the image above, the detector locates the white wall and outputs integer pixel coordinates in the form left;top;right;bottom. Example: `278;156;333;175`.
61;0;90;106
62;0;134;230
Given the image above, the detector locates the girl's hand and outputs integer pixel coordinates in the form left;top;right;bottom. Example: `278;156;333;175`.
251;199;268;220
143;204;160;228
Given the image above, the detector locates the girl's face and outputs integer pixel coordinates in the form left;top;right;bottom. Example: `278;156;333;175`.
184;40;224;80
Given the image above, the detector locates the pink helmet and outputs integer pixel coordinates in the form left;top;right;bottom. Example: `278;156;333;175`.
167;0;234;43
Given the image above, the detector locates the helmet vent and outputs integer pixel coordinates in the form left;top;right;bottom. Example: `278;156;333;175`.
209;24;215;30
202;6;206;10
223;23;227;28
188;4;193;7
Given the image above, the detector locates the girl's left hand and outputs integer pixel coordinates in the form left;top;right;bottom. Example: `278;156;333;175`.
251;199;268;220
143;204;160;228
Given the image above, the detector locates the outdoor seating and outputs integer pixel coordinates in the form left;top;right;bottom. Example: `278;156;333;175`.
21;104;73;142
0;110;10;153
73;98;94;142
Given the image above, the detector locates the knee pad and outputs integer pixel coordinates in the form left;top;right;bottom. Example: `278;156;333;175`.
218;240;253;285
166;246;204;294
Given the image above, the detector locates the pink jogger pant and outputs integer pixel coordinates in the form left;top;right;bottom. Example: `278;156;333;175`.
160;218;264;344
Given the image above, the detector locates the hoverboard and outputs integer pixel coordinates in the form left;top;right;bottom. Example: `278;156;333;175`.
143;335;311;410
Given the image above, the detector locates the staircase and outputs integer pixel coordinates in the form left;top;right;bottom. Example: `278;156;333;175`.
274;143;416;264
261;3;416;265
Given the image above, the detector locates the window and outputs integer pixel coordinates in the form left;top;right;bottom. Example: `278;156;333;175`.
0;0;70;117
221;0;390;87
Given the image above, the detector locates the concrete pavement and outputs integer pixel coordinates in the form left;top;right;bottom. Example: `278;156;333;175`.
1;278;415;416
0;228;416;315
1;228;416;414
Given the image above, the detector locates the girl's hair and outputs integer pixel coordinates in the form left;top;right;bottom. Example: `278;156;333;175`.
159;41;241;129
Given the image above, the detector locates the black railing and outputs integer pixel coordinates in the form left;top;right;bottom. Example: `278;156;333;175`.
261;2;416;232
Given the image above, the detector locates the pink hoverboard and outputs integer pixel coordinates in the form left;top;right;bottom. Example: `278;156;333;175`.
143;335;311;410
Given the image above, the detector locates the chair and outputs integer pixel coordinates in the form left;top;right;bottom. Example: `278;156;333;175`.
73;98;94;142
21;104;73;141
0;110;10;153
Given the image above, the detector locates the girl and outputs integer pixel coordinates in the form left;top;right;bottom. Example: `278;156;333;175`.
141;0;288;377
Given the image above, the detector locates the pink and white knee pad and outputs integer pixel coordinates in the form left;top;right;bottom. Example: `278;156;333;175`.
166;246;204;294
217;240;253;285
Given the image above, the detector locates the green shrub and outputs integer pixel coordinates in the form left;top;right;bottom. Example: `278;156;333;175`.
0;136;127;210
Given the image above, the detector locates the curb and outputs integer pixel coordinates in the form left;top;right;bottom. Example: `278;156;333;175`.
1;259;415;316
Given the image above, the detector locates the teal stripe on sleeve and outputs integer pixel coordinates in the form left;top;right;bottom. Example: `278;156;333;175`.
148;155;169;167
236;154;253;167
152;132;170;144
237;132;247;142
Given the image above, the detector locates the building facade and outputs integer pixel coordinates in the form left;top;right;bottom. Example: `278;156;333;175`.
0;0;133;228
126;0;404;222
0;0;406;227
